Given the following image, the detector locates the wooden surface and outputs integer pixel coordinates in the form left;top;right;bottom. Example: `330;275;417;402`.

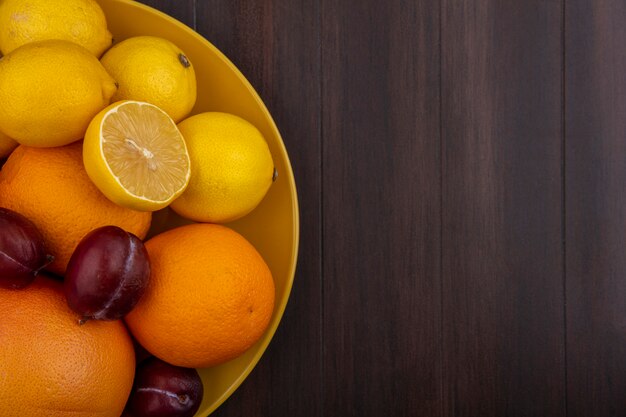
139;1;626;416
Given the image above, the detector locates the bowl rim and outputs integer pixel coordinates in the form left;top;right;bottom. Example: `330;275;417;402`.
106;0;300;414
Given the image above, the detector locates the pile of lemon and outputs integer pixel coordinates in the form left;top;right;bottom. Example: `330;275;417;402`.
0;0;275;221
0;0;279;416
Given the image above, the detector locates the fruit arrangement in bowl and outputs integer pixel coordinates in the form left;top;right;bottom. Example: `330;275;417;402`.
0;0;299;416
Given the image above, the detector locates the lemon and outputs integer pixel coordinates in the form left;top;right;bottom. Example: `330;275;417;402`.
0;0;112;57
83;101;191;212
171;112;275;223
0;131;18;158
0;40;117;147
101;36;197;123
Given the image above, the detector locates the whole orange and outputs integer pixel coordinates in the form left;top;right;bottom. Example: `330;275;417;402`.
0;143;152;274
125;223;275;368
0;277;135;417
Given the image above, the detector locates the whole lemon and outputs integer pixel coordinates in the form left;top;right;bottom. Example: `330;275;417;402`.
0;0;112;57
0;40;117;147
101;36;197;123
171;112;275;223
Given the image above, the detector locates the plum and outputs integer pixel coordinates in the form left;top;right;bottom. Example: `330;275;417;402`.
64;225;150;323
126;357;204;417
0;207;52;289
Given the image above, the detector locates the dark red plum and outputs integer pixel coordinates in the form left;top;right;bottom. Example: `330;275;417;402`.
64;225;150;323
126;357;204;417
0;207;52;289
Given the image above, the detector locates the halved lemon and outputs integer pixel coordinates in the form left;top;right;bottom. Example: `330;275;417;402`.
83;100;191;212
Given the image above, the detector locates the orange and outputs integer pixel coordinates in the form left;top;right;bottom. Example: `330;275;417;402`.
0;143;152;274
0;276;135;417
125;223;275;368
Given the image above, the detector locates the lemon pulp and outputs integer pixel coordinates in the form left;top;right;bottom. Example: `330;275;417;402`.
84;101;190;211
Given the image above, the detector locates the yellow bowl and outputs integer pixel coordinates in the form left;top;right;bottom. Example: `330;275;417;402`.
95;0;299;415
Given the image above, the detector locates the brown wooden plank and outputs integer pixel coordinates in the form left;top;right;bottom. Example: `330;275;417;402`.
135;0;195;28
441;1;565;416
195;1;322;416
321;1;442;416
566;1;626;415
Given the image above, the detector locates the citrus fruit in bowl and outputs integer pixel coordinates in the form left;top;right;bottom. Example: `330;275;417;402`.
96;0;299;415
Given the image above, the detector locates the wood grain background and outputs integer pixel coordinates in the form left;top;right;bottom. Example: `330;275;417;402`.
139;1;626;416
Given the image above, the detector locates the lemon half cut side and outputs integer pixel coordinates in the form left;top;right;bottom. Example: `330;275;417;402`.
83;100;191;212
